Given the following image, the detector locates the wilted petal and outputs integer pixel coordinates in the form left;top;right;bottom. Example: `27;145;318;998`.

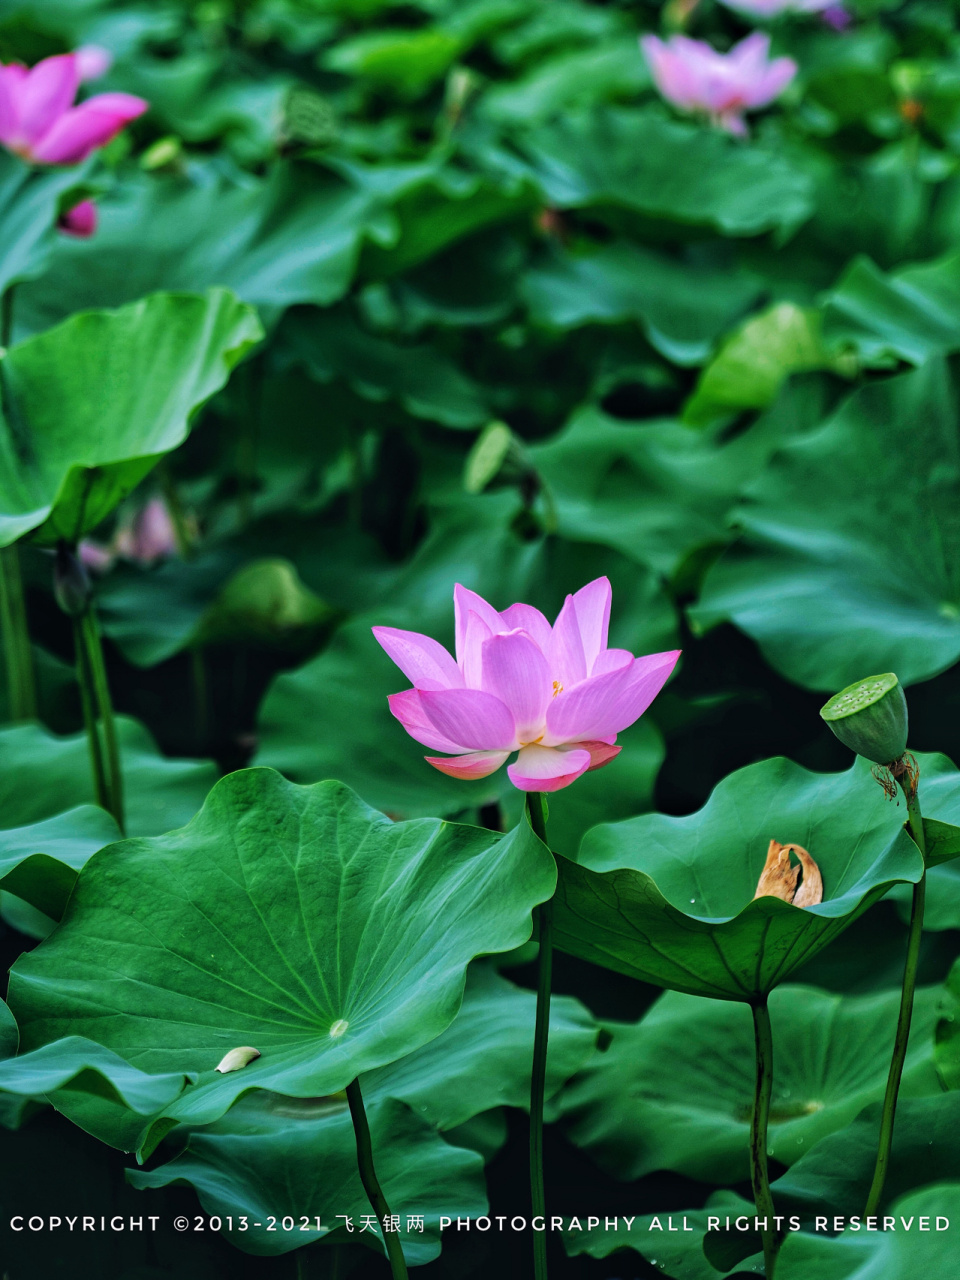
461;609;493;688
32;92;148;164
17;54;79;148
373;626;463;691
387;690;464;753
454;584;503;666
571;576;612;674
419;687;517;751
499;602;552;651
547;594;587;688
425;750;510;780
507;744;592;793
546;650;680;742
481;630;552;742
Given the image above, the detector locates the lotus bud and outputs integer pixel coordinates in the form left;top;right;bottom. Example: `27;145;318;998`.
819;673;908;765
53;544;91;619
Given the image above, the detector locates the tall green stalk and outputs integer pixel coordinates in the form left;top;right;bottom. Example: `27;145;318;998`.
72;615;109;812
0;543;37;720
864;765;927;1216
345;1078;409;1280
750;995;778;1280
79;609;124;833
526;790;552;1280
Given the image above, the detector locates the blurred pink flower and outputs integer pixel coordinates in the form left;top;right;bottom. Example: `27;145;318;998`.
75;46;114;82
0;52;147;165
58;198;97;238
80;497;179;573
718;0;832;15
78;540;115;574
641;32;797;134
115;497;179;565
373;578;680;793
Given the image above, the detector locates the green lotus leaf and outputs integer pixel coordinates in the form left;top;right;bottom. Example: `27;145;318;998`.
0;1038;194;1117
324;27;462;96
0;998;17;1060
562;1190;758;1279
6;769;555;1157
15;163;395;334
683;304;833;427
0;717;217;838
552;756;925;1001
529;403;786;578
0;289;262;548
0;806;120;920
511;108;813;237
822;252;960;368
558;984;940;1183
276;305;489;428
360;964;598;1130
522;240;761;366
774;1094;960;1217
125;966;595;1258
935;956;960;1090
130;1096;485;1261
776;1183;960;1279
481;37;649;127
691;360;960;690
0;151;92;296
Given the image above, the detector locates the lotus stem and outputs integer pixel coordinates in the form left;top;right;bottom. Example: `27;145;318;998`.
527;789;552;1280
77;609;125;833
72;616;109;812
1;283;14;348
864;763;927;1217
750;995;778;1279
345;1078;408;1280
0;543;37;720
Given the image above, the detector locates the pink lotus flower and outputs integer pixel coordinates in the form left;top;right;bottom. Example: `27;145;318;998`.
641;32;797;135
59;198;97;238
115;497;179;565
373;578;680;793
0;52;147;166
718;0;832;14
79;497;180;572
75;46;114;83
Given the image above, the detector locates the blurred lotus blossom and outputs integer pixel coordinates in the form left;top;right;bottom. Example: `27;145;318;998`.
718;0;832;15
58;198;97;238
80;497;180;573
0;52;147;165
75;45;114;82
115;497;179;564
373;578;680;793
641;32;797;135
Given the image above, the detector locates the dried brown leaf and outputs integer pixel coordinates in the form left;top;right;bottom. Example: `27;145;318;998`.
754;840;822;908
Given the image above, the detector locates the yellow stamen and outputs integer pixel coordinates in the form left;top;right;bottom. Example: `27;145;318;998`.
552;681;563;697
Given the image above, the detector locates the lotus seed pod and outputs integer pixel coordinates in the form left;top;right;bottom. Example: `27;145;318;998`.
819;673;908;764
